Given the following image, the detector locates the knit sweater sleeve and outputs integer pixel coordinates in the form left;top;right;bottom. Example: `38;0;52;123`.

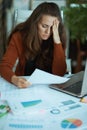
52;43;67;76
0;32;23;82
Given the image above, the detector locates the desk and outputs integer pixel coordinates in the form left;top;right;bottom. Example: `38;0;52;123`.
0;77;87;130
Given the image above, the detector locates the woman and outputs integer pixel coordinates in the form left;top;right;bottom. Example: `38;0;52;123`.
0;2;67;88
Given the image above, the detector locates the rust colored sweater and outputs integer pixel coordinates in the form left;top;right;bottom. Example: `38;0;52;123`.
0;32;66;83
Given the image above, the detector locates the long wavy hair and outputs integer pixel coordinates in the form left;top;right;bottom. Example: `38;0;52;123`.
7;2;66;72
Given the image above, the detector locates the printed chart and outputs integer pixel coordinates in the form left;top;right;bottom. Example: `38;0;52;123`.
61;118;82;129
9;124;43;129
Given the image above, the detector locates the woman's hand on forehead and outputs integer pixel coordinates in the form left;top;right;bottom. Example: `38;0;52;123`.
52;19;61;44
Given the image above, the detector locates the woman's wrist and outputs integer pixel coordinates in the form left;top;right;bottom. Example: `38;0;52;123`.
55;41;61;44
11;75;18;85
53;35;61;44
54;40;61;44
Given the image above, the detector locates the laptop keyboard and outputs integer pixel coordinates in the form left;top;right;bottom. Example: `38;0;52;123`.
64;81;82;94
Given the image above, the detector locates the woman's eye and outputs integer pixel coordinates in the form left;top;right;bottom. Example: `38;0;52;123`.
42;24;48;28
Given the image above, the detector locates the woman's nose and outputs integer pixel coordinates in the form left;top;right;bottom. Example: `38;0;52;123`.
45;28;50;34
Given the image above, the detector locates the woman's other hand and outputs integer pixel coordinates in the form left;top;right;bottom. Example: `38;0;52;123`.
11;75;31;88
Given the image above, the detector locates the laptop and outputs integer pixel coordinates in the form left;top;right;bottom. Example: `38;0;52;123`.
50;60;87;98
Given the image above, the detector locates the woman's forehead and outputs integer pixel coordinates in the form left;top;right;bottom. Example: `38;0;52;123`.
40;15;57;25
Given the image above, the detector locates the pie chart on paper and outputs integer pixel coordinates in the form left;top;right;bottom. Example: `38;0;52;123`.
61;118;82;129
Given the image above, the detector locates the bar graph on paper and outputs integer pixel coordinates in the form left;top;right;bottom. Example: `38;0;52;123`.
9;124;43;129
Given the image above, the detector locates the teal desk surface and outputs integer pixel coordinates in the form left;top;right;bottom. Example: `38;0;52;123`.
0;77;87;130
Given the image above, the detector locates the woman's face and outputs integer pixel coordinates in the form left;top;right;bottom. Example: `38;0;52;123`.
38;15;57;40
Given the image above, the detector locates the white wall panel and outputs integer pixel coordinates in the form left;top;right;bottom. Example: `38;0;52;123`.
32;0;66;10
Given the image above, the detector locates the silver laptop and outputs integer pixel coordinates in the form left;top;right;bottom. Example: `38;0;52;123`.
50;60;87;98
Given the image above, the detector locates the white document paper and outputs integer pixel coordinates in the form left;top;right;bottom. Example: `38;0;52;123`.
3;101;87;130
28;69;69;84
0;77;17;92
0;88;53;116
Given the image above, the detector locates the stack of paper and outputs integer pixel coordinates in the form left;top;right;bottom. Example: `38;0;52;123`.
0;69;69;116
